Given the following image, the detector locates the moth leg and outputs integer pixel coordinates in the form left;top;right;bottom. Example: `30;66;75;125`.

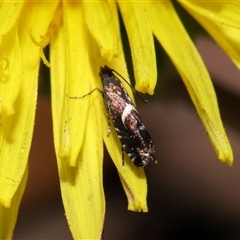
122;145;125;167
106;111;111;136
69;88;111;135
69;88;103;99
101;98;111;136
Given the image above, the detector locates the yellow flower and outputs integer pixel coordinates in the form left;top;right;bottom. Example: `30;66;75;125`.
0;0;237;239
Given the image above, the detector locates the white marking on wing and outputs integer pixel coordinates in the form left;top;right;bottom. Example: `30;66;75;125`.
121;103;136;125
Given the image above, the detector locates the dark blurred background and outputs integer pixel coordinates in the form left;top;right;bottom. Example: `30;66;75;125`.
13;8;240;240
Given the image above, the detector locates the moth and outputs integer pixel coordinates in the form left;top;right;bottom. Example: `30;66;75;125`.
73;65;157;167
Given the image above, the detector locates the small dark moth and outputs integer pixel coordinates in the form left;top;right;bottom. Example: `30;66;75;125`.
72;65;157;167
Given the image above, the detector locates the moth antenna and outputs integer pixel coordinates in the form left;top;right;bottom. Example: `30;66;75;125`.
111;68;149;103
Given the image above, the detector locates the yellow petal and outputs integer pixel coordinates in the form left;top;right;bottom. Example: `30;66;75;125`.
118;1;157;94
57;101;105;239
0;1;24;44
0;26;22;116
0;0;58;222
51;2;105;238
0;166;28;239
104;2;148;212
82;0;120;61
103;130;148;212
178;1;240;28
56;1;105;167
179;1;240;69
146;1;233;165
